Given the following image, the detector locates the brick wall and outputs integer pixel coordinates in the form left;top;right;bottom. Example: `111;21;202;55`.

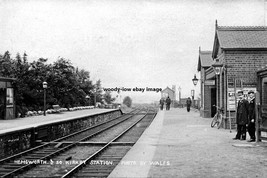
225;51;267;85
204;86;211;112
222;50;267;127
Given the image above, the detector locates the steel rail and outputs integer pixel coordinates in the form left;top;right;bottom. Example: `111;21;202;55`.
0;109;139;165
62;109;150;178
0;109;142;177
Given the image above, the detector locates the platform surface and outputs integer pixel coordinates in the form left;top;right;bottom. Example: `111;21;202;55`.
0;109;117;134
109;108;267;178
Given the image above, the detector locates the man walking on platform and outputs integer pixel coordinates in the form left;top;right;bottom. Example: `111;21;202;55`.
186;97;192;112
233;91;249;140
166;96;171;110
247;90;256;142
159;98;164;110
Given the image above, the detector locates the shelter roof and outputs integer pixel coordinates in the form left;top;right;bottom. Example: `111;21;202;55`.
197;49;213;71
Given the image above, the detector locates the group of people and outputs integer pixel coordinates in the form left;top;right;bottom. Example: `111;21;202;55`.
233;90;256;142
159;96;171;110
159;96;192;112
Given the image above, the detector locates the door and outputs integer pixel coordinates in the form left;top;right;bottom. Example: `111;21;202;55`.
0;88;6;119
211;88;216;117
261;77;267;128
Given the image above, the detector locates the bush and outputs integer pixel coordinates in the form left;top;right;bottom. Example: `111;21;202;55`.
123;96;132;108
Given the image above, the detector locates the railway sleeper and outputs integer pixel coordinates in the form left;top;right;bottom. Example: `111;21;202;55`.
33;151;56;154
94;157;123;161
81;166;117;170
0;171;11;175
35;149;57;152
26;154;49;157
2;163;22;167
0;172;12;176
80;169;113;173
1;166;22;170
76;173;110;177
43;148;60;150
20;157;44;160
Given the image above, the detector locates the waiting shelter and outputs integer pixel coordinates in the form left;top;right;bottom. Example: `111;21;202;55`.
0;77;16;119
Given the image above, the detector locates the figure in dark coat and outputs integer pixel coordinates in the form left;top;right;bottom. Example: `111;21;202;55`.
234;91;249;140
166;96;171;110
159;98;164;110
247;91;256;142
186;97;192;112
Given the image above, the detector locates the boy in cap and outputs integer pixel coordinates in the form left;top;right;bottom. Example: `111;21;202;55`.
233;91;249;140
247;90;256;142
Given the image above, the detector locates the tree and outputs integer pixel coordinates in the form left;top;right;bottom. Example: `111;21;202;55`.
75;68;94;105
51;58;77;108
0;51;14;77
0;51;105;116
123;96;132;107
94;79;103;104
103;91;115;104
23;52;28;63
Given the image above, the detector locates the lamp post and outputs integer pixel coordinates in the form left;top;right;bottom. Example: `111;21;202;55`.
192;74;199;108
85;95;90;106
212;58;223;75
212;58;230;130
43;82;47;116
212;58;223;108
178;86;181;105
191;89;195;102
94;88;97;108
192;74;199;86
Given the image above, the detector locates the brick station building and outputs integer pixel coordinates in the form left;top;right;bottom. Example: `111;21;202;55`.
199;22;267;128
161;86;176;107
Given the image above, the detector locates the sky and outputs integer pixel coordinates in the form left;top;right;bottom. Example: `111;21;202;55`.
0;0;266;103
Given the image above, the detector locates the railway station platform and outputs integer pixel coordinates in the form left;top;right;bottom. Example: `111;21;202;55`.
109;108;267;178
0;108;117;134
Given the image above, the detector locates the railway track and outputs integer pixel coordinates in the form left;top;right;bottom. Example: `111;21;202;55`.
0;107;156;177
62;110;156;178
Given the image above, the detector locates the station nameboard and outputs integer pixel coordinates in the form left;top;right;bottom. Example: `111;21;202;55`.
204;80;215;85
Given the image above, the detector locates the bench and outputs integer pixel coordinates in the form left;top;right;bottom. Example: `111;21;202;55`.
52;105;61;113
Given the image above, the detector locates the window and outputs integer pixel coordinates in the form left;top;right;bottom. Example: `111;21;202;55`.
6;88;13;106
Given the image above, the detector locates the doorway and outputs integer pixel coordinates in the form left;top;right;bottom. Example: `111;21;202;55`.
0;88;6;119
211;88;216;117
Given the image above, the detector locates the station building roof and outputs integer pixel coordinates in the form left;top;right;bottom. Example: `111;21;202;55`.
161;86;175;93
212;22;267;58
